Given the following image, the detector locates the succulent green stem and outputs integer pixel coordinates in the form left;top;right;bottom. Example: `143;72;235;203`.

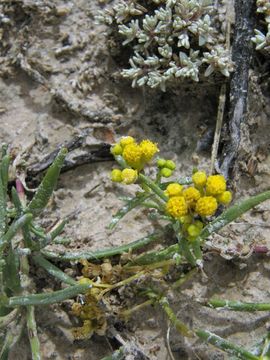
26;306;41;360
108;193;150;229
147;291;192;337
178;236;197;267
128;244;180;266
0;214;33;255
0;154;10;237
260;333;270;358
41;232;160;261
7;284;90;307
0;177;6;238
195;329;259;360
139;173;168;202
159;295;193;337
33;254;77;285
172;268;198;289
200;190;270;241
207;299;270;311
0;308;19;328
0;316;25;359
121;299;154;318
191;238;202;262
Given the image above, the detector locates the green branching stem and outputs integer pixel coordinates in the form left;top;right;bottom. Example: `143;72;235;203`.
0;179;6;238
0;214;33;255
200;190;270;241
129;243;180;266
139;173;168;202
172;268;198;289
0;308;19;328
0;154;10;237
147;291;192;337
11;187;23;214
159;295;193;337
41;232;160;261
261;333;270;358
207;299;270;311
0;316;25;359
26;306;41;360
49;220;66;240
7;284;91;307
195;329;259;360
33;254;77;285
108;193;150;230
177;234;197;267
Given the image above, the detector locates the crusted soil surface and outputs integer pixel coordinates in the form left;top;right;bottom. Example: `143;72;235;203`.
1;1;270;359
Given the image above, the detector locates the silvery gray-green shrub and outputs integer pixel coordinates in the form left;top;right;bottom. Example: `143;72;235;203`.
96;0;233;91
252;0;270;53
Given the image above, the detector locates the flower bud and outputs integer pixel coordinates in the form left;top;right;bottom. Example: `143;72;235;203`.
111;169;122;182
160;167;173;178
111;143;123;156
157;158;166;168
165;160;176;170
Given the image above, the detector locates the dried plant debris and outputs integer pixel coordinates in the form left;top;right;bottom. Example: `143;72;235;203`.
252;0;270;54
96;0;233;91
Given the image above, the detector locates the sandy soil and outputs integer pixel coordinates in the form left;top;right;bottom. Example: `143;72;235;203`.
1;1;270;359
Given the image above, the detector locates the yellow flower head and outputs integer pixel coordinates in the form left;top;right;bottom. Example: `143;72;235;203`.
216;190;232;205
192;171;207;187
195;196;218;216
111;169;122;182
166;196;188;218
121;168;138;184
110;143;123;156
165;183;183;197
182;187;201;207
140;139;159;162
122;143;142;169
206;175;226;195
120;136;135;147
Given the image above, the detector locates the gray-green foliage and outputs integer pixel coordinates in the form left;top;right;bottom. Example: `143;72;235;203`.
96;0;233;91
252;0;270;53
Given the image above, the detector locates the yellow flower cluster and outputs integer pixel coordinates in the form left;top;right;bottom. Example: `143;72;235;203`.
165;171;232;240
111;136;159;170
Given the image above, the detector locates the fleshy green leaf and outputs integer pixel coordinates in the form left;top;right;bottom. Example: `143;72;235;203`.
27;148;67;217
3;249;21;293
0;154;9;237
41;231;160;261
108;193;150;230
8;283;90;307
0;214;33;255
200;190;270;240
